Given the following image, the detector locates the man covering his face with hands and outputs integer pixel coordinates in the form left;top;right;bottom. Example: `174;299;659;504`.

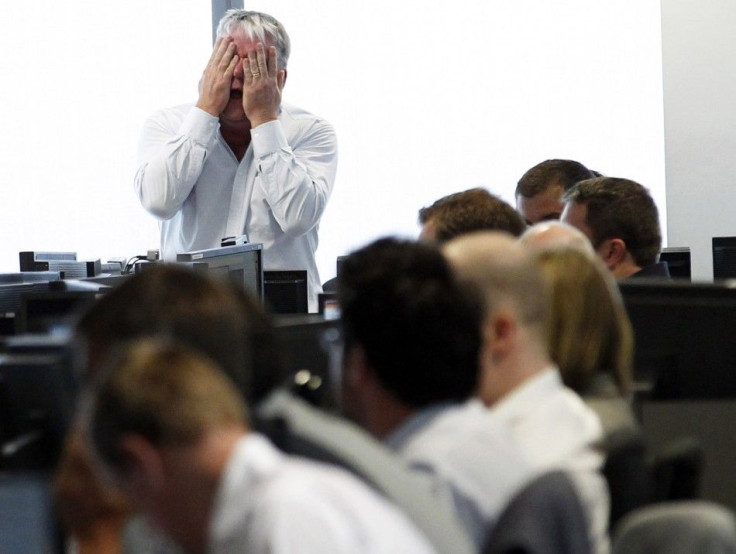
135;10;337;312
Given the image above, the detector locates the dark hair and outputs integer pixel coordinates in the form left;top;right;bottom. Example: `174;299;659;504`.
338;238;483;408
75;264;280;405
562;177;662;267
418;188;525;241
515;159;595;198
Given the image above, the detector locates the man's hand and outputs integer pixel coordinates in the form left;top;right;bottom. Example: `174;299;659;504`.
197;37;239;117
243;44;285;128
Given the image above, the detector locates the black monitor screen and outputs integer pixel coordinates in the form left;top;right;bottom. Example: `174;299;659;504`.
177;244;263;300
659;247;691;280
621;280;736;399
713;236;736;279
273;314;341;408
18;290;101;334
264;270;308;314
0;352;78;471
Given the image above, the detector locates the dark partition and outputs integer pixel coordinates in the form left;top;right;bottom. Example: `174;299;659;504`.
620;279;736;399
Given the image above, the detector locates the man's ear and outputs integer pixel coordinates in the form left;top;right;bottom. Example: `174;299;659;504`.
278;69;287;90
483;310;518;360
596;238;627;271
118;435;165;509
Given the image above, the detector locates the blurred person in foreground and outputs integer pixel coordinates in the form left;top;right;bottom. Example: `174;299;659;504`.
337;237;534;546
55;264;274;554
531;247;653;527
531;247;636;434
82;340;435;554
443;232;610;554
56;264;474;554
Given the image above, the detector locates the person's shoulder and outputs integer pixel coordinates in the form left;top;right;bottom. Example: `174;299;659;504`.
279;102;334;130
142;102;195;130
548;380;605;443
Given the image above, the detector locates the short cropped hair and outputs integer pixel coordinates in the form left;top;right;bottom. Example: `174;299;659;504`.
516;159;595;198
443;232;550;343
87;341;247;477
534;248;633;394
338;238;483;408
217;10;290;69
563;177;662;267
75;264;280;405
418;188;525;241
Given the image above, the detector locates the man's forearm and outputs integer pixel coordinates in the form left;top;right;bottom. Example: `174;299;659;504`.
251;119;338;236
135;107;218;219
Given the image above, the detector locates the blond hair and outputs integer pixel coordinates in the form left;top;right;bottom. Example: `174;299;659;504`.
534;248;633;394
87;340;247;476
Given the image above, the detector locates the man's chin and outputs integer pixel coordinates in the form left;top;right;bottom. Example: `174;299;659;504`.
220;104;248;124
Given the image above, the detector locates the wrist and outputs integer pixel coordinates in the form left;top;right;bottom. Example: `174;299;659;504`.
247;109;279;129
195;100;221;117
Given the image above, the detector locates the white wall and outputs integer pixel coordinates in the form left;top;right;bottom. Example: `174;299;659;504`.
661;0;736;280
0;1;211;270
0;1;666;282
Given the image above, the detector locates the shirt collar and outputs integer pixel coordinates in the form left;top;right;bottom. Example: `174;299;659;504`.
209;433;280;548
383;402;455;451
489;367;561;421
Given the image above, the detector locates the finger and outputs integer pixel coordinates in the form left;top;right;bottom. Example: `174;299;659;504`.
248;49;259;77
267;45;278;76
211;36;232;67
224;52;239;78
243;59;253;85
257;43;269;76
218;42;237;71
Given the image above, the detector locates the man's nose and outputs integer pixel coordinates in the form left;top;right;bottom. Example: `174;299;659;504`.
233;61;244;79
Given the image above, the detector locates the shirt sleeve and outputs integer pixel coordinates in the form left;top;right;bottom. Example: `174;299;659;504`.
250;117;338;237
133;106;220;220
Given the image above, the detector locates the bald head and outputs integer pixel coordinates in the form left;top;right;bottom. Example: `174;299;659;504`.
442;232;549;336
442;232;552;404
519;221;595;255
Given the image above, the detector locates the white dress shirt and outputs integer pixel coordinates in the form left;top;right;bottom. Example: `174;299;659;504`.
490;368;610;554
208;434;436;554
134;103;338;311
386;402;534;546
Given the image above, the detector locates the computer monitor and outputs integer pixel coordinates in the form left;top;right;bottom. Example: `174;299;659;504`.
0;351;78;471
712;236;736;279
18;290;101;334
177;243;263;300
0;283;46;335
659;247;691;280
620;279;736;399
264;270;308;314
11;279;109;335
272;314;341;408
